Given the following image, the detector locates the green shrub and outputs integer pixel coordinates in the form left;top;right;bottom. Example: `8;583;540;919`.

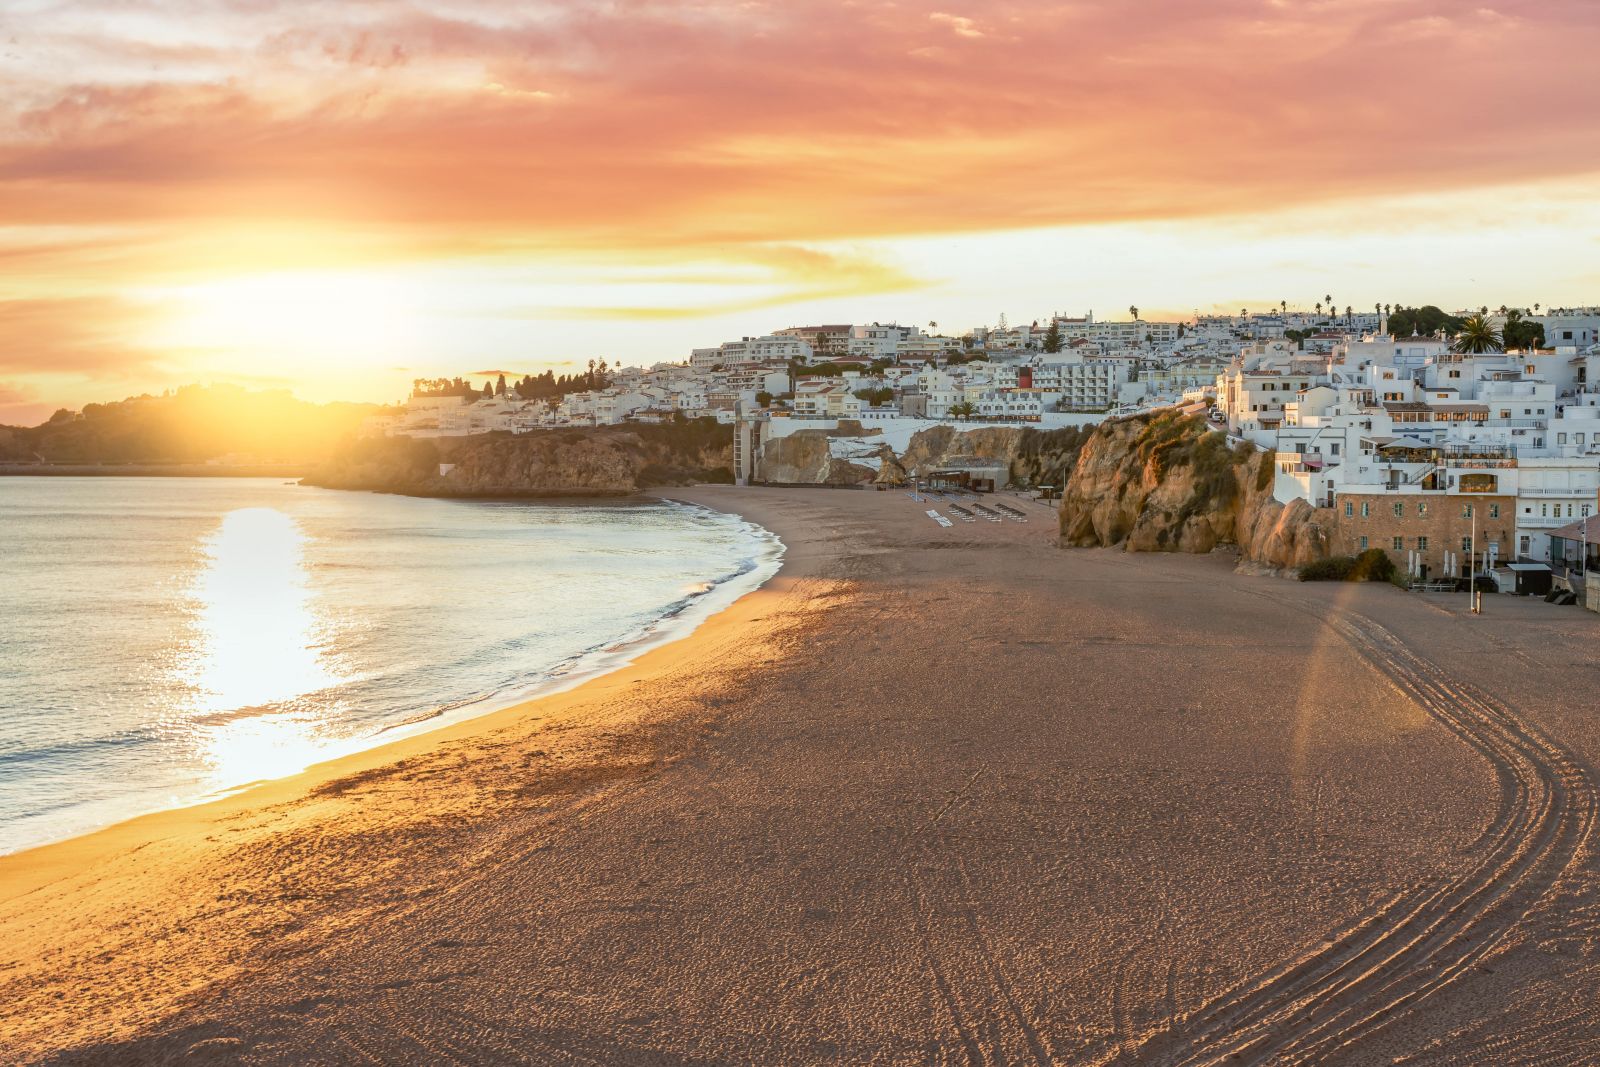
1350;548;1396;582
1298;548;1396;583
1298;556;1355;581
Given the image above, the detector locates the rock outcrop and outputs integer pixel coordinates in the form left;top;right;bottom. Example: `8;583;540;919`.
758;430;876;485
305;423;734;498
874;451;909;486
1058;411;1333;570
899;424;1096;490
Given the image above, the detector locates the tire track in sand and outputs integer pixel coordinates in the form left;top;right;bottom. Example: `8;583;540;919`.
1104;599;1595;1065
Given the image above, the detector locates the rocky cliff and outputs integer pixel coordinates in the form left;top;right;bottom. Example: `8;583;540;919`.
899;424;1096;490
1058;411;1333;570
304;422;734;498
758;429;877;486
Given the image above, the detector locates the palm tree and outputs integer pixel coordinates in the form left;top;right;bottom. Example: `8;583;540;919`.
1129;305;1139;321
1315;302;1323;318
1345;305;1353;324
1534;303;1542;313
1281;300;1287;315
948;401;976;421
1452;314;1503;355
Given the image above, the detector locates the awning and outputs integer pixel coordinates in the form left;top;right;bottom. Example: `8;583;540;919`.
1505;563;1552;572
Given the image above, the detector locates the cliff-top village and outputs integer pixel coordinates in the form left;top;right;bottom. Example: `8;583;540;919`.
364;305;1600;593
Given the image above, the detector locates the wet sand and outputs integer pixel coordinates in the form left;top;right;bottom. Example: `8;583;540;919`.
3;486;1599;1064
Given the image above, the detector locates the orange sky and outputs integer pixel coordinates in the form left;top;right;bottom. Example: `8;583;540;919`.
4;0;1600;423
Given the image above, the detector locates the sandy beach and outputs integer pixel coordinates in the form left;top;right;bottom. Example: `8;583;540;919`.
3;486;1599;1065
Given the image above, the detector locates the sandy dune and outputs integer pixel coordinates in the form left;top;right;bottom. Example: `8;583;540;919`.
3;486;1599;1064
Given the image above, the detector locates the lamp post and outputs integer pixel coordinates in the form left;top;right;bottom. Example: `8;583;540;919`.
1470;505;1482;615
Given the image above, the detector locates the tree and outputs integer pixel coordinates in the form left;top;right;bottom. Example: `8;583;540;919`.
1390;305;1465;339
948;401;976;420
1043;321;1063;353
1281;300;1287;315
1452;313;1503;355
755;391;773;407
1502;309;1545;351
1315;302;1323;318
482;382;495;399
1128;305;1139;321
495;374;507;397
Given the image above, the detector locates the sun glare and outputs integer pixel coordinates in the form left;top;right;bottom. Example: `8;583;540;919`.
179;508;345;785
145;271;423;366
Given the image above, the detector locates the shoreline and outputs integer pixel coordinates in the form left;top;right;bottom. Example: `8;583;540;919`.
6;486;1599;1063
0;489;787;888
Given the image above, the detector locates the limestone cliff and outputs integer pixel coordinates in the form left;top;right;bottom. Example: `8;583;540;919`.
758;430;876;485
899;424;1096;490
304;423;734;498
1058;411;1332;570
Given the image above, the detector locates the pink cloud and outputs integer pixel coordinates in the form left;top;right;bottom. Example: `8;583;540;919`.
0;0;1594;245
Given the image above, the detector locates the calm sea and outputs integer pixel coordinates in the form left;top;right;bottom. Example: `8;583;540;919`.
0;477;781;854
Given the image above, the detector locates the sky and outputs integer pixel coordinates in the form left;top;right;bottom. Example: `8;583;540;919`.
3;0;1599;425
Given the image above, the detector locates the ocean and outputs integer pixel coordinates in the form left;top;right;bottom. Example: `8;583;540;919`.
0;477;781;854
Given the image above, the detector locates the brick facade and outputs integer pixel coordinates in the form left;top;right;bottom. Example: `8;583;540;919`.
1331;493;1515;579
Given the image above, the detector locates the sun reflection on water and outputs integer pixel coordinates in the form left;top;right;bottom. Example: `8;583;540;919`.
180;507;344;786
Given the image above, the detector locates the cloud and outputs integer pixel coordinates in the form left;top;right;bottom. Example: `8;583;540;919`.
929;12;984;38
4;0;1600;401
0;297;165;377
2;0;1597;246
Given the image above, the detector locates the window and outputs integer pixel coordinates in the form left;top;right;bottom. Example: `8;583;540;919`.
1393;536;1404;551
1344;501;1353;517
1488;504;1498;518
1394;502;1405;517
1331;443;1340;456
1463;504;1474;518
1360;536;1369;551
1462;537;1472;552
1417;502;1427;517
1361;501;1370;518
1417;536;1428;551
